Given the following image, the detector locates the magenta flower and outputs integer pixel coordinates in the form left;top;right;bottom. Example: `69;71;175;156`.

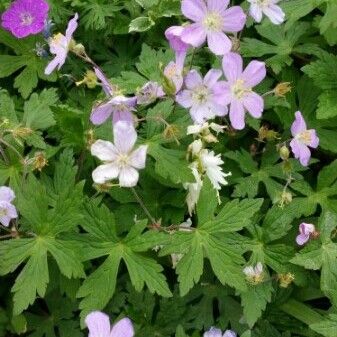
0;186;18;227
165;25;189;54
91;121;147;187
218;52;266;130
204;327;236;337
1;0;49;38
296;223;316;246
290;111;319;167
90;95;137;126
176;69;227;123
44;13;79;75
94;67;114;97
181;0;246;55
247;0;285;25
85;312;134;337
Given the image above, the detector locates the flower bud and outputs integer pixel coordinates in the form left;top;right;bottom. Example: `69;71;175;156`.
76;70;98;89
33;152;48;172
274;82;292;97
12;127;33;138
277;273;295;288
71;42;85;55
279;145;290;160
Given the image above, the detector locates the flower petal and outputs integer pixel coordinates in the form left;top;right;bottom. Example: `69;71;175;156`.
249;4;263;23
65;13;79;41
176;90;193;108
222;6;246;32
207;31;232;55
181;23;206;47
190;105;209;124
113;121;137;153
242;61;266;87
229;100;245;130
222;52;243;83
119;167;139;187
45;57;62;75
296;233;310;246
91;140;118;161
223;330;237;337
290;139;311;166
129;145;148;169
0;186;15;202
181;0;207;21
207;0;229;12
203;327;223;337
110;318;134;337
263;4;285;25
204;69;222;88
90;101;113;125
242;92;264;118
291;111;307;136
212;82;232;106
85;312;111;337
92;163;120;184
308;129;319;148
185;70;203;89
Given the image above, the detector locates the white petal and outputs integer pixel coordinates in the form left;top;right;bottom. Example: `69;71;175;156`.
113;121;137;153
85;312;111;337
129;145;148;169
91;140;118;161
119;167;139;187
0;186;15;202
92;163;120;184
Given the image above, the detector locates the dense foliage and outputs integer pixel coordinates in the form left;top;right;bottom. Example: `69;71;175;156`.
0;0;337;336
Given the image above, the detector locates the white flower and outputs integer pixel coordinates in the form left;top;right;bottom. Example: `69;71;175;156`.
188;139;203;157
204;327;237;337
247;0;285;25
184;164;203;215
243;262;264;284
91;121;147;187
0;186;18;227
199;150;231;190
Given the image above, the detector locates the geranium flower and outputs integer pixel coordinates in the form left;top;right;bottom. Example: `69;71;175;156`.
218;52;266;130
165;25;189;54
44;13;79;75
181;0;246;55
296;223;316;246
204;327;237;337
0;186;18;227
1;0;49;38
85;311;134;337
91;121;147;187
94;67;114;97
290;111;319;167
243;262;264;284
136;81;165;105
164;51;186;94
176;69;228;123
90;95;137;126
247;0;285;25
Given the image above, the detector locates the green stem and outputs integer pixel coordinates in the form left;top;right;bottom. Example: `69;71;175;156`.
131;187;156;224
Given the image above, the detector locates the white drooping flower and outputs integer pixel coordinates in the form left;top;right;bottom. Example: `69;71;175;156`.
247;0;285;25
91;121;147;187
187;122;226;143
184;164;203;215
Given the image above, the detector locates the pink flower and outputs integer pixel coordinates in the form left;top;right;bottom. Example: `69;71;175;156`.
176;69;227;123
296;223;316;246
204;327;236;337
247;0;285;25
45;13;79;75
90;96;137;126
91;121;147;187
0;186;18;227
180;0;246;55
217;52;266;130
1;0;49;38
165;26;189;54
85;312;134;337
290;111;319;167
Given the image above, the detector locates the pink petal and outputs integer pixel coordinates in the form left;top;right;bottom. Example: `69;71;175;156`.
90;102;113;125
45;57;62;76
185;70;203;89
181;0;207;22
296;233;310;246
291;111;307;136
112;110;134;125
129;145;148;169
85;312;111;337
110;318;134;337
300;223;315;235
113;121;137;153
91;140;118;161
242;60;266;87
263;4;285;25
242;92;264;118
222;52;243;83
207;31;232;55
308;129;319;149
65;13;79;42
204;327;223;337
207;0;229;12
165;26;189;53
249;4;263;23
0;187;15;202
92;163;120;184
0;214;12;227
229;100;246;130
222;6;247;32
181;23;207;48
224;330;237;337
212;82;232;106
210;102;228;118
290;139;311;167
94;67;113;96
204;69;222;87
118;167;139;188
176;90;193;108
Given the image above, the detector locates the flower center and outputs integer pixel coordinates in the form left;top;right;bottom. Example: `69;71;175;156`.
0;207;8;217
297;130;312;144
231;79;251;100
116;153;130;167
165;64;178;79
203;12;223;32
256;0;271;7
20;12;34;26
192;85;210;105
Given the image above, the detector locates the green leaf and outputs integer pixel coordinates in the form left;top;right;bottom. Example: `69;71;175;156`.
317;90;337;119
129;17;155;32
310;314;337;337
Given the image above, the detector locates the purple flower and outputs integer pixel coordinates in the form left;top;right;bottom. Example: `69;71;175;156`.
94;67;114;97
91;121;147;187
165;25;189;54
44;13;79;75
218;52;266;130
204;327;236;337
176;69;227;123
181;0;246;55
90;95;137;126
290;111;319;167
85;311;134;337
164;51;186;94
1;0;49;38
136;81;165;105
0;186;18;227
296;222;316;246
248;0;285;25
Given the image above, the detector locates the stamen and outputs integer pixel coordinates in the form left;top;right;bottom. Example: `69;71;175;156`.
20;12;34;26
203;12;223;32
231;79;251;100
192;85;210;104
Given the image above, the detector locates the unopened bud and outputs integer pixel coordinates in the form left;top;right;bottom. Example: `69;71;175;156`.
277;273;295;288
257;126;279;142
71;42;85;54
274;82;292;97
12;127;33;138
33;152;48;172
279;145;290;160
